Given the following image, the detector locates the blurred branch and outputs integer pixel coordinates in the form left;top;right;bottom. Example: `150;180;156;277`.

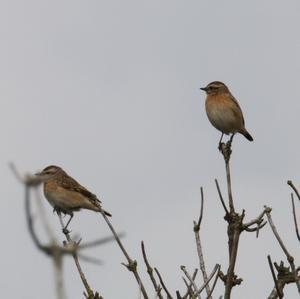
58;213;102;299
79;233;125;250
12;164;109;299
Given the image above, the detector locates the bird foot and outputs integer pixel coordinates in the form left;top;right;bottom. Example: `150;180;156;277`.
62;227;71;235
218;142;225;152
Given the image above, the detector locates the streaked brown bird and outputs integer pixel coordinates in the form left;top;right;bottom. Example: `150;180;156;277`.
36;165;111;231
200;81;253;143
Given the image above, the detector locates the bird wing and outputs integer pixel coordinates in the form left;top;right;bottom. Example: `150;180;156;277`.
231;96;245;126
60;175;101;206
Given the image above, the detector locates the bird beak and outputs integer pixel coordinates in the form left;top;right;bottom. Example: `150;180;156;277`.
200;87;207;92
35;171;43;176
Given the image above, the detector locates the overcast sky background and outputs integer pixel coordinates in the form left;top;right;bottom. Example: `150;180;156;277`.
1;1;300;298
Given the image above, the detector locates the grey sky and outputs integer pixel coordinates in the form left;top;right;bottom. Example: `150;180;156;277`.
1;1;300;298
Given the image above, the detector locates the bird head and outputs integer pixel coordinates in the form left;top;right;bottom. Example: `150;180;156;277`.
200;81;229;95
35;165;62;182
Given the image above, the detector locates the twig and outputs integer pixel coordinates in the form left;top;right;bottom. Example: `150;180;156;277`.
182;278;196;299
219;141;234;213
267;255;283;299
195;264;220;297
101;212;149;299
182;269;198;299
197;187;204;228
180;266;201;299
265;206;300;293
215;179;229;215
244;221;267;235
58;213;95;298
287;180;300;201
243;209;267;228
193;187;211;298
155;267;173;299
141;241;163;299
204;265;220;299
291;194;300;242
243;208;268;238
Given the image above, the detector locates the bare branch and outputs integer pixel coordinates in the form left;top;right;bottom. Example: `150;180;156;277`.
195;264;220;297
265;206;300;293
243;209;267;228
204;265;220;299
193;187;211;298
287;180;300;201
58;213;96;298
215;179;229;215
155;267;173;299
196;187;204;229
291;194;300;242
182;269;198;299
141;241;163;299
267;255;283;299
244;221;267;234
101;212;149;299
219;140;234;213
180;266;201;299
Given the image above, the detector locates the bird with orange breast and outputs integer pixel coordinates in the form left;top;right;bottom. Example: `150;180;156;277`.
200;81;253;145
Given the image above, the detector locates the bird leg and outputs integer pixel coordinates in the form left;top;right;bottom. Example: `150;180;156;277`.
229;133;235;145
63;212;74;234
218;133;224;150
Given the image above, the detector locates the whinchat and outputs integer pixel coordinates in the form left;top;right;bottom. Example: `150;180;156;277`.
200;81;253;143
36;165;112;230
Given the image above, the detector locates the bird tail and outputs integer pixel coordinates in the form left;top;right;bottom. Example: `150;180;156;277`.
242;129;253;141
